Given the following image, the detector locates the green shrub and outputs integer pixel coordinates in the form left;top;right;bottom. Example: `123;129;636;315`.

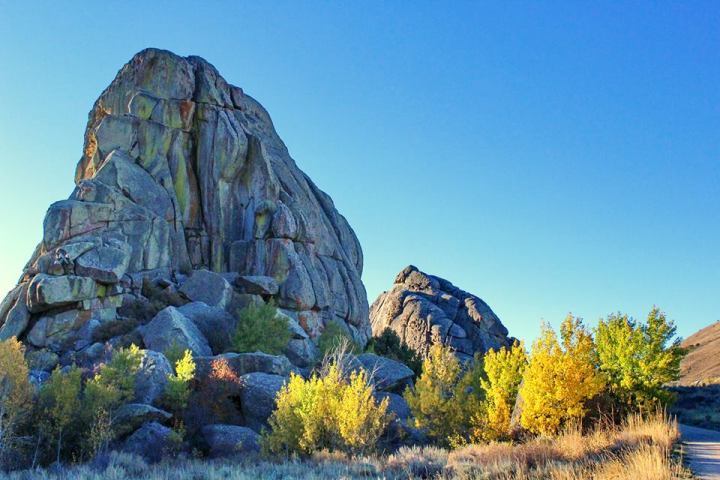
231;302;291;355
318;321;359;357
83;344;142;415
595;307;685;414
37;366;83;464
404;344;485;447
36;345;143;464
366;328;422;376
0;337;33;469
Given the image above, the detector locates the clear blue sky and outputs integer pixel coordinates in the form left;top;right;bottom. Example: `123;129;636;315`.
0;2;718;342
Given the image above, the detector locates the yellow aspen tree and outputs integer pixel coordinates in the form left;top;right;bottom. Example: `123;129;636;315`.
336;369;389;453
520;316;605;436
473;341;527;441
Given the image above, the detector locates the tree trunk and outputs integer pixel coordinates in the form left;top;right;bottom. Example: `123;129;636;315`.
56;429;62;465
31;434;41;469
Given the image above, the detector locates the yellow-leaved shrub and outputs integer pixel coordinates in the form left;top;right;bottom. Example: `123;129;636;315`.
337;368;389;451
262;362;389;455
36;344;143;463
163;349;196;414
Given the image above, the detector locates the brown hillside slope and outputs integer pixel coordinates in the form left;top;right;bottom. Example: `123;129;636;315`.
680;321;720;385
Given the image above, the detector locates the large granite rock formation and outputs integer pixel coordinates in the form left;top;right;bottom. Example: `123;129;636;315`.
370;265;512;360
0;48;370;371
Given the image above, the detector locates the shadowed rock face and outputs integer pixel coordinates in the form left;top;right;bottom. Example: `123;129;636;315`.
370;265;511;360
0;48;370;364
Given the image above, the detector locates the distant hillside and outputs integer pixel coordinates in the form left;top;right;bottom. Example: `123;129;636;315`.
679;321;720;385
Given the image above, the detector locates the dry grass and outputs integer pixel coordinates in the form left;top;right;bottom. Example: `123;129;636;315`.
443;412;688;480
384;446;449;478
618;412;679;451
590;444;688;480
0;413;690;480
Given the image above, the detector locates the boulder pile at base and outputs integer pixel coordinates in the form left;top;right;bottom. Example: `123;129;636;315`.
370;265;513;360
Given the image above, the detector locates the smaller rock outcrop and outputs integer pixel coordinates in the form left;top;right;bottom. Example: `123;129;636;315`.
370;265;512;360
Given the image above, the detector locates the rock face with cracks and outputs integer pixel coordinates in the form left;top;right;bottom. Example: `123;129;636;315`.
370;265;512;360
0;48;370;372
0;48;377;452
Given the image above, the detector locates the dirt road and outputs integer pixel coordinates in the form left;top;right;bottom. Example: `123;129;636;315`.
680;424;720;479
